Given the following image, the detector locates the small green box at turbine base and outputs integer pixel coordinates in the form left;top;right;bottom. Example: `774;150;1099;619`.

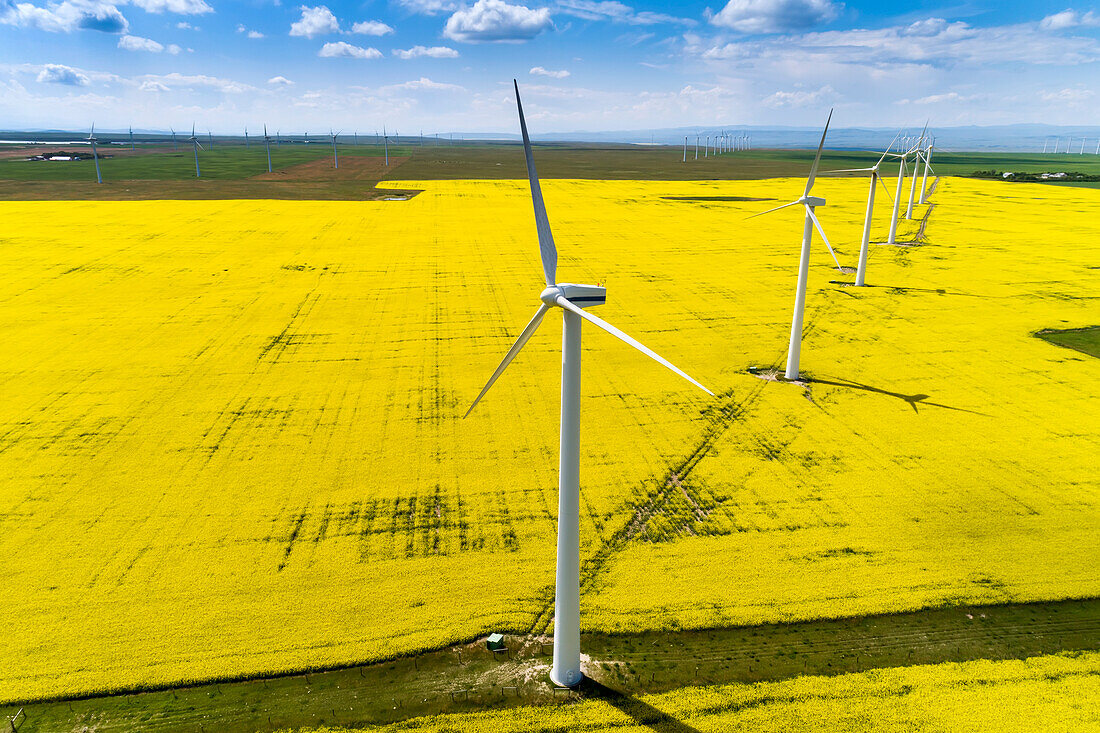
486;634;506;651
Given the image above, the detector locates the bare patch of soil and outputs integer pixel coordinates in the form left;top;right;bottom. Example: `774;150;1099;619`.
253;155;408;181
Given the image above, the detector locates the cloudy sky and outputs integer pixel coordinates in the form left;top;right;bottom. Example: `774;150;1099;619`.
1;0;1098;133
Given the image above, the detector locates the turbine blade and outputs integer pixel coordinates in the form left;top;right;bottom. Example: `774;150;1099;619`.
877;131;902;165
464;304;550;418
555;296;713;396
805;206;843;271
747;199;800;219
514;80;558;286
878;173;894;201
803;108;834;197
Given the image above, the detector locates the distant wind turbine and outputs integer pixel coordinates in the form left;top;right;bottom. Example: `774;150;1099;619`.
749;110;843;381
330;129;340;169
465;81;713;689
189;124;204;178
245;127;250;149
88;124;102;184
129;125;134;152
170;127;177;152
263;124;273;173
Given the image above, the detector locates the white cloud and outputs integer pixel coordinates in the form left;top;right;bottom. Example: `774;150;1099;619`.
555;1;693;26
395;0;459;14
444;0;553;42
762;83;836;108
248;29;263;38
1040;87;1095;102
126;0;211;14
709;0;839;33
1;0;129;33
267;75;294;85
350;19;393;35
36;63;90;85
393;44;459;58
166;42;180;52
1039;9;1099;31
118;33;163;50
694;17;1100;68
381;77;466;92
290;5;339;37
530;65;570;78
318;40;381;58
175;20;192;28
237;23;264;37
139;79;169;91
139;72;255;93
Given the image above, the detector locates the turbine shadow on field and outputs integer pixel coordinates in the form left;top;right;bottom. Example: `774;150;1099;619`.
809;376;990;415
581;679;702;733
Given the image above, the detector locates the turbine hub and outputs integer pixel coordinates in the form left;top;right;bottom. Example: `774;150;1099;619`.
540;283;606;309
801;195;827;207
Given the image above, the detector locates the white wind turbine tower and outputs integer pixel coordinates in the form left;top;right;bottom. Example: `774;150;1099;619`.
695;134;699;160
749;110;844;381
87;124;102;184
207;129;214;148
263;124;273;173
382;125;392;166
170;127;178;152
905;123;928;220
245;127;250;149
682;136;687;163
129;125;134;152
465;81;714;688
918;137;935;205
886;134;910;246
188;124;203;178
330;129;340;169
820;132;900;287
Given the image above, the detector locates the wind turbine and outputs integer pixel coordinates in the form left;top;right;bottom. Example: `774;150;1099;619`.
207;129;214;148
465;81;713;688
749;110;844;381
276;129;282;147
820;132;900;287
918;139;935;205
383;125;391;166
886;144;908;245
682;135;687;163
189;124;203;178
694;134;699;160
330;129;340;169
1043;138;1050;154
263;124;273;173
354;131;359;146
129;125;135;152
88;124;102;184
245;127;250;149
905;123;928;219
170;127;178;152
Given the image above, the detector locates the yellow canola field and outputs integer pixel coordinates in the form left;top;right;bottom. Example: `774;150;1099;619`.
310;651;1100;732
0;176;1097;702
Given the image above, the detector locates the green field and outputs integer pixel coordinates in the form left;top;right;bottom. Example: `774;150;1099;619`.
5;142;1100;194
1036;326;1100;358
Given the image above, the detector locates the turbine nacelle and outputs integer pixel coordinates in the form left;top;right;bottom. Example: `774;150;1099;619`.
800;195;826;207
540;283;606;309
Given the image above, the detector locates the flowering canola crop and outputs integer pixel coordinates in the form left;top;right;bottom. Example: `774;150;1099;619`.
0;176;1097;702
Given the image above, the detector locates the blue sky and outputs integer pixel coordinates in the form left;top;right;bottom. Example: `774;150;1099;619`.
1;0;1099;133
